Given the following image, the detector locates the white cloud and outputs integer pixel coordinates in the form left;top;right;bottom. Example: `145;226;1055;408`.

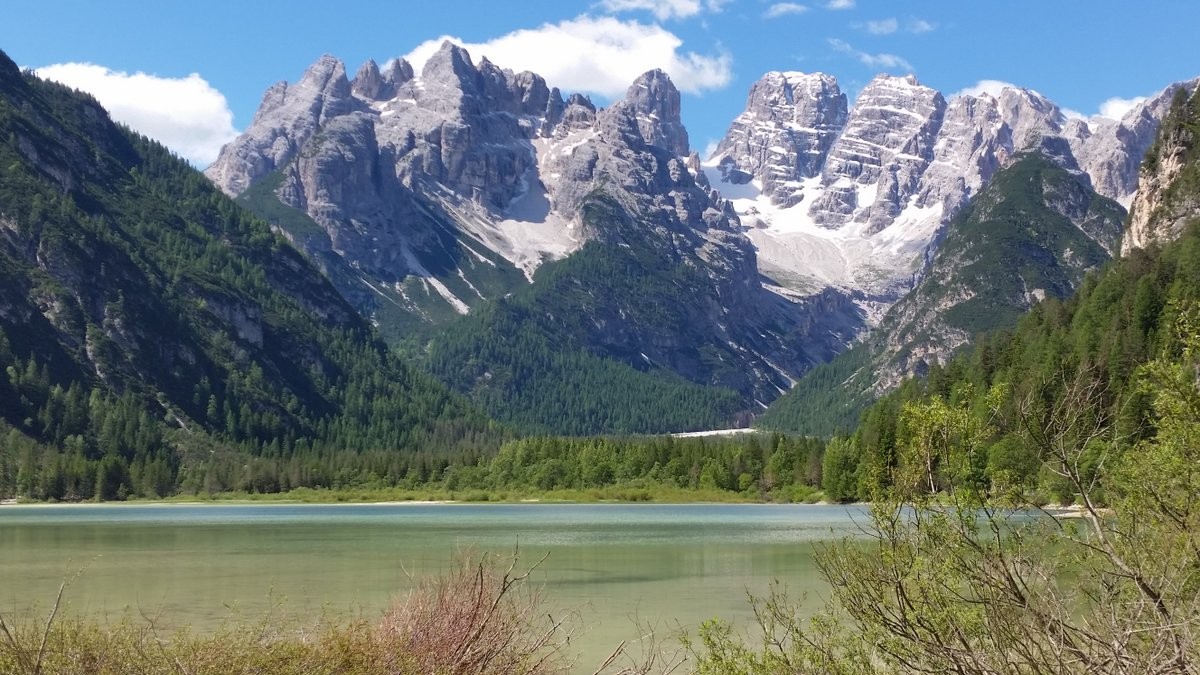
1061;108;1088;121
405;16;732;97
828;38;912;72
860;17;934;35
953;79;1019;98
35;63;237;167
908;19;936;34
597;0;729;20
764;2;808;18
865;18;898;35
825;0;854;9
1098;96;1147;121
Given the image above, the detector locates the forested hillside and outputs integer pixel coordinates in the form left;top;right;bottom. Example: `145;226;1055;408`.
692;87;1200;675
418;194;754;435
817;89;1200;501
759;150;1126;438
0;51;498;500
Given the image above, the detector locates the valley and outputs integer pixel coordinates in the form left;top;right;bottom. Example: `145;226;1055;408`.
3;4;1200;669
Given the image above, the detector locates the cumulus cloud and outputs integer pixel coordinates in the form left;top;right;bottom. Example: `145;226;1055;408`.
1098;96;1147;120
597;0;729;20
908;19;936;33
828;38;912;72
825;0;854;9
35;63;237;167
953;79;1019;98
405;16;732;97
865;18;898;35
764;3;808;18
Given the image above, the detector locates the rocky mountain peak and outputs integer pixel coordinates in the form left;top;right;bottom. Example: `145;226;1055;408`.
622;69;689;156
422;40;475;80
352;57;414;101
383;58;414;87
205;53;357;196
419;41;484;116
704;68;1196;306
297;54;351;102
809;73;946;231
1124;86;1200;252
711;70;847;203
351;59;383;99
989;87;1065;149
554;92;597;134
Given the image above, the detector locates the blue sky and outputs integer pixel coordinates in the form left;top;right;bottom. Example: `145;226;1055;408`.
4;1;1200;165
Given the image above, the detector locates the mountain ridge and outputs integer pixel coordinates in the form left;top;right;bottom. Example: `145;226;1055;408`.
206;46;1200;433
0;49;495;498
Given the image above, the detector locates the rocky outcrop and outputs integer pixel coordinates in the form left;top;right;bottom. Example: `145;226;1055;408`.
206;54;355;197
713;72;847;207
819;75;945;231
1068;79;1200;207
623;69;691;158
1123;86;1200;253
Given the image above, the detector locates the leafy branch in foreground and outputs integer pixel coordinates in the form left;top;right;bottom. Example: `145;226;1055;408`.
690;306;1200;674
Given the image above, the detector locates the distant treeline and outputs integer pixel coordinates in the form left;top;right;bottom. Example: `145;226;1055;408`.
0;420;827;501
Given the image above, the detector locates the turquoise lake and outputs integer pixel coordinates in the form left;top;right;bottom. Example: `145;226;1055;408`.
0;502;869;671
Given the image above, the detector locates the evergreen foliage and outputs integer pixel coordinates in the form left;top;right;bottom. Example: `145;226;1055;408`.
0;50;497;499
815;90;1200;502
421;195;746;435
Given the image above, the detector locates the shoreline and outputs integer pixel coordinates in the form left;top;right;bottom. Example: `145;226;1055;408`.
0;496;843;507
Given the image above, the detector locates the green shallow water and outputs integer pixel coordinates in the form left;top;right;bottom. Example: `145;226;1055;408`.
0;502;867;671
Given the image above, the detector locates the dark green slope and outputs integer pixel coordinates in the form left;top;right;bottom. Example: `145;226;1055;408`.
236;168;528;343
759;151;1125;437
0;51;494;499
420;195;747;435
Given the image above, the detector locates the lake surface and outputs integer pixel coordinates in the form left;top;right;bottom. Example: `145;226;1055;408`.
0;502;868;671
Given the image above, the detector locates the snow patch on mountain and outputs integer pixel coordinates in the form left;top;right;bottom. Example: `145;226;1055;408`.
704;166;943;298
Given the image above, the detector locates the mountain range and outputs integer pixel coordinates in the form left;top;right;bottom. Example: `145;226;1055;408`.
202;42;1197;433
2;33;1200;503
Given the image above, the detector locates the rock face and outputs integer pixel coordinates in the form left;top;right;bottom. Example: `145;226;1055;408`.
206;44;864;409
1069;78;1200;210
712;71;847;205
707;72;1195;303
873;152;1125;392
1123;85;1200;253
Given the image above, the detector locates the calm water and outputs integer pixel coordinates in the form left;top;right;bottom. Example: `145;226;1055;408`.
0;502;867;671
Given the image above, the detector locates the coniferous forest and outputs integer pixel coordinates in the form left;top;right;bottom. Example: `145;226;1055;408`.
0;51;501;500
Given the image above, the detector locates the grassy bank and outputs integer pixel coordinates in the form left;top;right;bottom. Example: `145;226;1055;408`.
0;552;680;675
142;481;827;505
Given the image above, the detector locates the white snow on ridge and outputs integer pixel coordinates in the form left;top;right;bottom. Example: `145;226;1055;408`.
422;139;585;282
703;163;944;299
672;428;759;438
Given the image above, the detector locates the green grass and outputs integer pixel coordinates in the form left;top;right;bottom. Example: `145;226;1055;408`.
0;551;587;675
